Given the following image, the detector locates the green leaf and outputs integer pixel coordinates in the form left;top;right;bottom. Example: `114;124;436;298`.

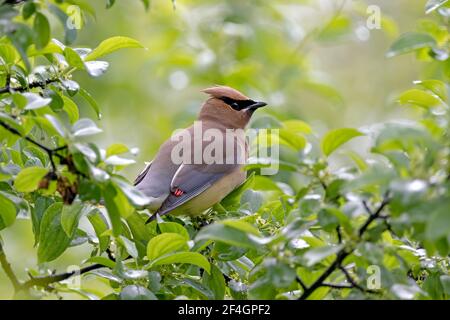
23;92;52;110
61;80;80;96
303;245;343;267
279;129;307;150
85;36;143;61
38;203;72;263
158;222;189;240
282;120;312;134
149;251;211;274
84;60;109;77
31;196;54;244
114;179;150;207
0;193;17;231
413;80;448;102
106;143;129;157
221;219;261;236
202;264;226;300
0;112;25;136
33;12;50;49
27;42;63;57
61;202;86;237
62;95;79;124
221;172;255;207
64;47;85;69
321;128;364;157
22;1;36;20
14;166;49;193
426;199;450;241
386;32;436;58
79;88;101;119
87;209;110;252
119;285;157;300
425;0;449;14
195;223;260;249
345;151;368;171
71;118;102;137
147;233;187;260
118;236;138;258
86;256;115;269
102;182;133;236
398;89;443;108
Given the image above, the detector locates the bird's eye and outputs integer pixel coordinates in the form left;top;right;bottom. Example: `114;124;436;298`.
232;102;239;109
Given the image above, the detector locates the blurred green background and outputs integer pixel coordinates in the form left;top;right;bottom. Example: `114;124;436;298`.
1;0;430;298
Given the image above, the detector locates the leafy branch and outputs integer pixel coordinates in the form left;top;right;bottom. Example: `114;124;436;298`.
19;263;105;291
0;119;66;172
1;237;111;295
298;193;390;300
0;78;60;95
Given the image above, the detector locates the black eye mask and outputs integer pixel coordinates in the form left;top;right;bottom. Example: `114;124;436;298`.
219;96;257;111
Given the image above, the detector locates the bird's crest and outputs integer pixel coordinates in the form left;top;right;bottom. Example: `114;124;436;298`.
202;85;249;101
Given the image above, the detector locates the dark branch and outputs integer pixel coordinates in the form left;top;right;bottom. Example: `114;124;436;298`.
0;78;59;95
359;194;390;237
336;226;342;243
0;119;66;172
298;249;351;300
339;265;379;294
20;263;105;290
321;282;353;289
1;237;110;294
298;194;390;300
296;276;307;291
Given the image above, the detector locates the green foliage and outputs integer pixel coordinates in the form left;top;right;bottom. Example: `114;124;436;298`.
0;0;449;301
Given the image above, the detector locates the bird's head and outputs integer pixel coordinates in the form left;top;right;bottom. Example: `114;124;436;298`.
198;86;267;129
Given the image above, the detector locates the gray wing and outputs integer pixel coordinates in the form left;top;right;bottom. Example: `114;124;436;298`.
134;161;152;186
155;163;238;216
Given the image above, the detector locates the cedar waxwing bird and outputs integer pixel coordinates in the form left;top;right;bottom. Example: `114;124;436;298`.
134;86;267;222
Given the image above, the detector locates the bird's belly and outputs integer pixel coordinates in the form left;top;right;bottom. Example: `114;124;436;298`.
171;168;246;217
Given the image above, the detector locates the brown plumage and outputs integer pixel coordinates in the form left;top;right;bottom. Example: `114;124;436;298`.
134;86;266;222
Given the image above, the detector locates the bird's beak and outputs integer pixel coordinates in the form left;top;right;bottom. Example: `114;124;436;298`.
248;101;267;111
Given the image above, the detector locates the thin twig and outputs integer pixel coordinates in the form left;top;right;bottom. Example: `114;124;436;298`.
0;119;66;172
20;263;105;290
321;282;353;289
0;242;21;291
296;276;307;291
339;265;379;294
359;195;390;237
336;226;342;244
298;249;351;300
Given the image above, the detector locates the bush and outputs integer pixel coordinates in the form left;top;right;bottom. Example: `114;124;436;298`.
0;0;449;300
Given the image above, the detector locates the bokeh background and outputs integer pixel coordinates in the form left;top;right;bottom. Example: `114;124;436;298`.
1;0;431;298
